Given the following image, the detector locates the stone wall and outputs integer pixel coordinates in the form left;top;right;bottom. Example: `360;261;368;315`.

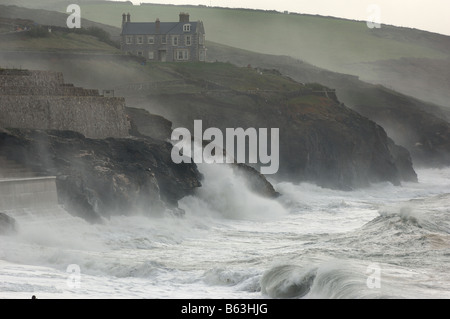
0;86;100;96
0;70;130;139
0;70;64;88
0;96;130;139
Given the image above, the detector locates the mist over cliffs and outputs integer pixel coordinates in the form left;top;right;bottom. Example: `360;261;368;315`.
2;2;449;222
205;43;450;167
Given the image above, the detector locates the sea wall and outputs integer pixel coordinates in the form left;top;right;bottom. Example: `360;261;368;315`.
0;177;58;211
0;69;130;139
0;95;130;139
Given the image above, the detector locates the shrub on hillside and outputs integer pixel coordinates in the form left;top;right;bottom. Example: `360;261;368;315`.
27;26;50;38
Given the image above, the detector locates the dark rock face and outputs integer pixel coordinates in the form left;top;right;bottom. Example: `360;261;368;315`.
0;129;201;222
0;104;284;223
279;99;404;189
0;212;17;235
387;139;418;183
347;88;450;167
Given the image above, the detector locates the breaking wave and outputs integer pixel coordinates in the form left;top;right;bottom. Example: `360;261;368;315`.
179;163;288;221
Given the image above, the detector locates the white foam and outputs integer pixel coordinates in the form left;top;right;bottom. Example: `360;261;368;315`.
180;163;288;221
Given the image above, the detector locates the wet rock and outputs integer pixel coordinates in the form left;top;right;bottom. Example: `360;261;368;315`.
0;212;17;235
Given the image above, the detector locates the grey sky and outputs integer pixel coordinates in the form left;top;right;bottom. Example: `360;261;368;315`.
118;0;450;35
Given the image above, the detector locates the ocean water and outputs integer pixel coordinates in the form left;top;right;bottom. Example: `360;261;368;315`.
0;164;449;299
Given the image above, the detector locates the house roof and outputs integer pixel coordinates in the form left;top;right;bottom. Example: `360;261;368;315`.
121;21;203;35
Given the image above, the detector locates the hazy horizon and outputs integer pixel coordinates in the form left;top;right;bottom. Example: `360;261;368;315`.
113;0;450;36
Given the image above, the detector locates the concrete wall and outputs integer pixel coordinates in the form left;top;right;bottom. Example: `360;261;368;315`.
0;177;58;211
0;70;131;139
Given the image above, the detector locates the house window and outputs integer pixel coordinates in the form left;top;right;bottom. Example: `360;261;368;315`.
176;49;189;61
161;35;167;44
137;51;143;57
126;36;133;44
137;36;143;45
148;36;155;44
199;35;204;45
183;24;191;32
185;35;192;46
172;36;179;46
148;51;155;60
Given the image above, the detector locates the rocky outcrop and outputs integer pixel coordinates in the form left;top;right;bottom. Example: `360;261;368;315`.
232;163;280;198
278;97;410;189
0;129;201;222
126;106;282;198
350;95;450;167
0;212;16;235
126;107;172;141
387;139;418;183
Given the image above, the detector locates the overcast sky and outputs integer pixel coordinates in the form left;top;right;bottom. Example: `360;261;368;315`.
117;0;450;35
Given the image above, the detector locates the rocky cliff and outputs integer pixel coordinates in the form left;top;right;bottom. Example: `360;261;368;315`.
125;106;281;199
142;62;418;189
205;43;450;167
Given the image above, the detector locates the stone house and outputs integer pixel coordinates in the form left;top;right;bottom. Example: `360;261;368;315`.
120;12;206;62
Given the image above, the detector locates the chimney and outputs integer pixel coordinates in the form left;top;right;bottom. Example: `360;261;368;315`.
127;13;131;23
155;18;160;33
179;12;190;23
122;13;126;26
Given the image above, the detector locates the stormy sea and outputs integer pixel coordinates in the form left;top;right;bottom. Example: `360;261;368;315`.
0;163;449;299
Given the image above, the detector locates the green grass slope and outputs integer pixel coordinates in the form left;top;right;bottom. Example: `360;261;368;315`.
0;29;121;53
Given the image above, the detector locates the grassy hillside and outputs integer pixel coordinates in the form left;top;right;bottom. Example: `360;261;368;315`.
0;0;78;9
49;2;450;68
6;1;448;67
0;29;121;53
0;4;121;38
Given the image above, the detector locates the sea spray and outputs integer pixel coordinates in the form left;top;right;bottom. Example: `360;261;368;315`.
179;162;287;220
